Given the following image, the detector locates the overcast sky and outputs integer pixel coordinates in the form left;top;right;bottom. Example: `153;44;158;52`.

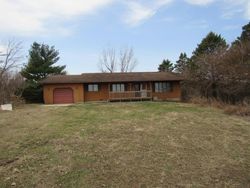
0;0;249;74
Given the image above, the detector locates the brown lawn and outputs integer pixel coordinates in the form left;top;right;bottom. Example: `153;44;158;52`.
0;102;249;187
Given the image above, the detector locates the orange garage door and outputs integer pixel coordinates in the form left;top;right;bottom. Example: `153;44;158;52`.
53;88;74;104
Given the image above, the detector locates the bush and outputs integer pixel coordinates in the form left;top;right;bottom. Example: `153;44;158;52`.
189;97;250;116
224;105;250;116
22;84;43;103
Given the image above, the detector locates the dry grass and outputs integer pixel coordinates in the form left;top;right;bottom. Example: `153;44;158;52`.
0;102;250;187
190;97;250;116
224;105;250;116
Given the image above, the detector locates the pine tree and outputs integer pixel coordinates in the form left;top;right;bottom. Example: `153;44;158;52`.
192;32;227;58
189;32;228;99
232;22;250;46
240;22;250;42
158;59;174;72
175;53;189;74
21;42;66;102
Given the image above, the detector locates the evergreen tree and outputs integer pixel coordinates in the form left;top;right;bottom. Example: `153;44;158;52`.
192;32;227;58
189;32;228;99
21;42;66;102
240;22;250;42
232;22;250;46
175;53;189;74
158;59;174;72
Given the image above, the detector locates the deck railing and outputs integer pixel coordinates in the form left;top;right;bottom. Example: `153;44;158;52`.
109;90;152;101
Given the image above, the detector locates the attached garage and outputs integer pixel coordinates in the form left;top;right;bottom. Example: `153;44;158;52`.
53;88;74;104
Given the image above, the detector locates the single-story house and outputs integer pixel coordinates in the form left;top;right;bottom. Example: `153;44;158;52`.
41;72;183;104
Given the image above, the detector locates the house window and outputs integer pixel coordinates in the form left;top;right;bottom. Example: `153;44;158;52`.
87;84;99;92
154;82;171;93
111;84;125;92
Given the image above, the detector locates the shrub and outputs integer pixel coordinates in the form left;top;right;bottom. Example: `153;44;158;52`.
189;97;250;116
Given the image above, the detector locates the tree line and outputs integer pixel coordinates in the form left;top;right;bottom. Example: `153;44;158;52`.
158;22;250;104
0;22;249;104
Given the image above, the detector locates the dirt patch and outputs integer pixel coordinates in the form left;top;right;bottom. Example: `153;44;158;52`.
0;158;19;166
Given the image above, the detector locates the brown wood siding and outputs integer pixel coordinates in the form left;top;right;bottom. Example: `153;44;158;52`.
152;81;181;101
43;81;181;104
43;84;84;104
84;83;109;101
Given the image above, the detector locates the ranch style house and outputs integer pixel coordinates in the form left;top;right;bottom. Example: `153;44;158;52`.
41;72;183;104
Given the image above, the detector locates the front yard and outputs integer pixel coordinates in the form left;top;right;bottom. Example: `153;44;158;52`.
0;102;249;187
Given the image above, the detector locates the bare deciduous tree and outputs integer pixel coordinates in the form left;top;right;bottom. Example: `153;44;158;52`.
99;47;137;73
0;40;23;77
99;48;116;73
119;47;137;72
0;40;24;104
